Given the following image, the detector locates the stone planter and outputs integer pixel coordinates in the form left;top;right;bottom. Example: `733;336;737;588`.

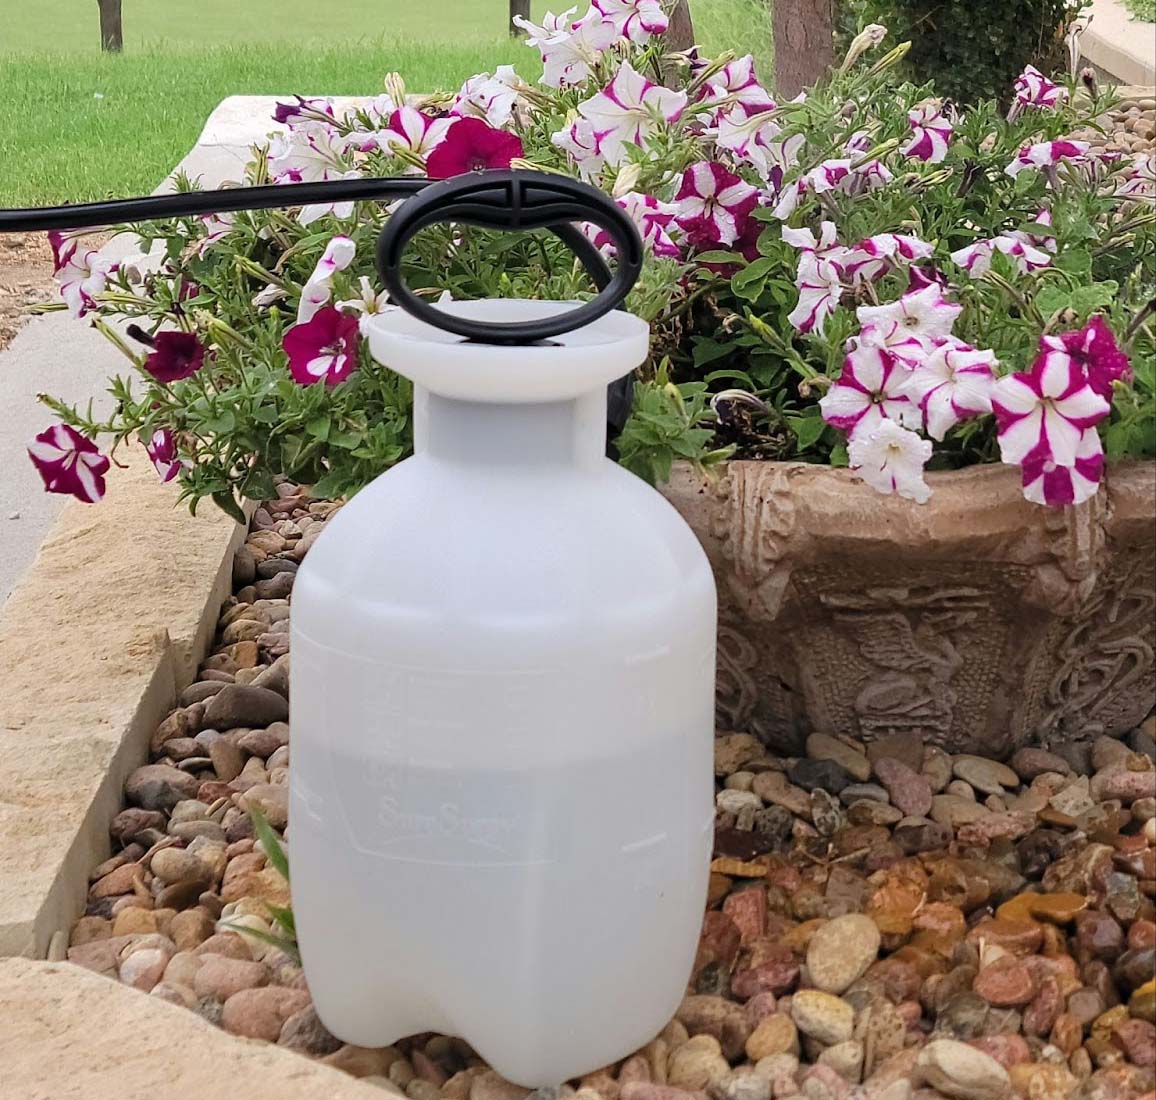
662;459;1156;757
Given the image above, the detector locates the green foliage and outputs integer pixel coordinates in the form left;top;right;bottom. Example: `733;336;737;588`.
838;0;1086;104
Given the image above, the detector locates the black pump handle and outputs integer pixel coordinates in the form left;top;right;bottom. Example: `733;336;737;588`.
376;171;644;345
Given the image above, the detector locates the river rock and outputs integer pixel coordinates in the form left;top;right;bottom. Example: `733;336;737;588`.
203;684;289;729
221;985;310;1042
791;990;854;1045
806;734;872;782
951;757;1019;796
807;915;881;994
874;759;932;818
125;765;201;811
917;1039;1010;1100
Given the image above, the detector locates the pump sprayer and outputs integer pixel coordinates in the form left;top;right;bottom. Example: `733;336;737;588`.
2;171;717;1085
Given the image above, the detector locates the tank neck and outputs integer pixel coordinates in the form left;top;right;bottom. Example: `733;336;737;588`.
413;387;608;469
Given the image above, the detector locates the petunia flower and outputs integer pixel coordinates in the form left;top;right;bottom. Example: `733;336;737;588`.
268;122;348;184
197;211;235;257
283;306;361;387
1012;66;1066;112
51;238;116;319
697;55;776;122
297;235;357;325
991;351;1111;469
674;161;760;248
588;191;680;259
902;101;953;163
782;222;846;336
143;428;183;483
714;108;802;187
1020;429;1104;507
143;331;206;384
949;235;1053;278
772;156;893;219
515;9;617;87
856;283;963;345
576;61;687;167
898;338;998;440
376;107;453;164
272;95;337;128
451;66;524;128
551;117;606;180
336;276;393;336
27;424;110;503
1005;140;1090;179
299;168;363;226
1041;315;1132;400
819;344;922;436
590;0;668;44
838;233;935;284
426;117;525;179
848;418;934;503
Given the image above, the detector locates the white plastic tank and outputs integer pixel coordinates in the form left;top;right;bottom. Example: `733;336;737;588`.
289;298;717;1085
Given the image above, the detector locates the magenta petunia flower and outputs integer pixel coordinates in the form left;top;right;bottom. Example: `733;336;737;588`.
1020;429;1104;507
897;338;998;441
696;55;776;122
283;306;361;387
1044;315;1132;400
992;352;1110;470
143;428;182;483
819;344;921;437
591;0;668;44
143;331;205;384
674;161;760;249
1012;66;1066;111
838;233;934;284
589;192;681;259
27;424;110;503
902;102;953;163
425;118;525;179
1006;140;1089;179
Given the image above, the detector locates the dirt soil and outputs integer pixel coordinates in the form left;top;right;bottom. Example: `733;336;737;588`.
0;234;55;352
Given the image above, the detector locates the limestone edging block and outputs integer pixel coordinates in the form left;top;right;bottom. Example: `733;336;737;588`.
0;456;243;957
0;958;388;1100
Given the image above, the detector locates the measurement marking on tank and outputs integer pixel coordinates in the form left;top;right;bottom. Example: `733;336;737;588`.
622;832;668;853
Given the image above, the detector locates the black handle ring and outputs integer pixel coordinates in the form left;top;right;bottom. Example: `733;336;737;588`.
375;170;644;346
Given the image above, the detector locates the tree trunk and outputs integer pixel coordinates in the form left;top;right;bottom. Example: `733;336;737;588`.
97;0;123;52
773;0;835;99
665;0;696;53
509;0;531;36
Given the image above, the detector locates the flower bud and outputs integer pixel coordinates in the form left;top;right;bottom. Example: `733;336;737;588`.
613;162;642;198
1081;67;1098;98
840;23;887;71
384;72;406;108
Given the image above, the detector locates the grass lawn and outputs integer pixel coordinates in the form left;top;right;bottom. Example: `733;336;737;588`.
1121;0;1156;21
0;1;773;206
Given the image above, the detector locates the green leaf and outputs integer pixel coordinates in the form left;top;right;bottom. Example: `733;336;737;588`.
305;414;331;442
249;806;290;883
693;338;736;368
1056;249;1092;278
788;414;827;450
730;257;778;302
211;491;247;525
829;441;850;467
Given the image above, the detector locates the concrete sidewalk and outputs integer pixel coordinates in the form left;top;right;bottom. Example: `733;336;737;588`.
1081;0;1156;87
0;97;309;605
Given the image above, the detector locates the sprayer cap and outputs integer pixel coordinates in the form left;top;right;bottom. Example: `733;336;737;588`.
366;299;650;405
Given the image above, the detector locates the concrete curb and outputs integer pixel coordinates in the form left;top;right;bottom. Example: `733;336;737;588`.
0;958;390;1099
1082;0;1156;86
0;455;243;957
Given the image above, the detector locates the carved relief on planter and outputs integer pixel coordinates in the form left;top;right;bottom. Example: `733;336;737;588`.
662;460;1156;756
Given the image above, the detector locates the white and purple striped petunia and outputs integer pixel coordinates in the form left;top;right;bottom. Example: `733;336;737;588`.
589;192;681;259
143;428;183;483
714;108;803;187
847;418;934;503
1020;428;1104;507
297;235;357;325
1042;315;1132;400
674;161;760;248
949;234;1053;278
576;61;687;166
283;306;361;387
819;343;921;437
514;9;617;87
898;338;998;441
697;55;776;122
551;117;606;180
1012;65;1067;111
991;351;1111;470
856;284;963;346
838;233;935;284
783;222;846;336
902;102;953;163
1005;140;1089;179
451;66;524;128
27;424;111;503
49;233;116;319
771;156;893;219
590;0;668;44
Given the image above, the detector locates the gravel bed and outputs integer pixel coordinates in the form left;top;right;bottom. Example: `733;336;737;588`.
67;482;1156;1100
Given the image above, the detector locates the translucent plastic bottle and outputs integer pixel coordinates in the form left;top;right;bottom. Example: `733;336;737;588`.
290;299;717;1086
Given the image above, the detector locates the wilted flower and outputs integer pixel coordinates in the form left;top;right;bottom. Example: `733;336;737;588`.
820;343;921;435
590;0;668;44
992;351;1110;470
297;235;357;325
425;118;524;178
516;9;617;87
674;161;760;248
840;23;887;72
27;424;110;503
143;331;206;383
1005;140;1090;179
283;306;361;387
451;66;525;128
848;418;933;503
902;101;952;163
1041;316;1132;400
898;338;998;440
576;61;687;166
1020;429;1104;507
272;95;337;127
143;428;183;483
